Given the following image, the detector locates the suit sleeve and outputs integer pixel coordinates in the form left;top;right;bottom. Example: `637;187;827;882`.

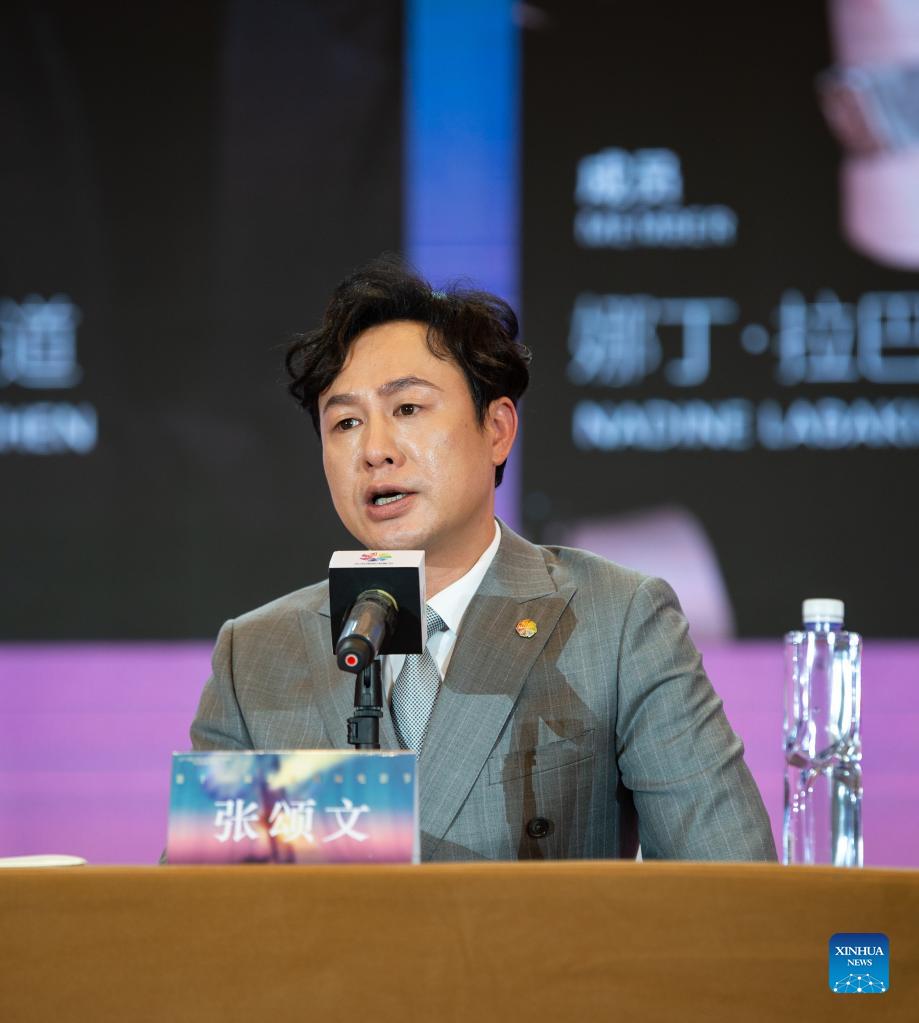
189;618;255;751
615;576;777;861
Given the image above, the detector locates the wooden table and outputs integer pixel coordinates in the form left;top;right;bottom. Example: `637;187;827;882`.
1;861;916;1021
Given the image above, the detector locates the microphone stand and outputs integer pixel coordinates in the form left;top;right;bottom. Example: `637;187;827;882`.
346;657;383;750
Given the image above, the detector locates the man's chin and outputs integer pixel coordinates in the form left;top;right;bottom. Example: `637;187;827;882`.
354;515;431;553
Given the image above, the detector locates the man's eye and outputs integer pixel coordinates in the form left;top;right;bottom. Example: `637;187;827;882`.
335;417;360;431
396;404;419;416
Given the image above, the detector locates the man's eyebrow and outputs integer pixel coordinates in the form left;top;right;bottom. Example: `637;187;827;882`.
322;392;358;415
378;375;442;397
321;376;442;416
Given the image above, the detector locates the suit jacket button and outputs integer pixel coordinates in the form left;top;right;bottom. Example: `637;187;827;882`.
526;817;553;839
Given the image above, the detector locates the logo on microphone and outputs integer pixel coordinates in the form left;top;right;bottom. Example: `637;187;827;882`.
359;552;393;563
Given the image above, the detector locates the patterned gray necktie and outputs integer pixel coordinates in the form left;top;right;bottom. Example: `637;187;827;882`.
391;605;447;752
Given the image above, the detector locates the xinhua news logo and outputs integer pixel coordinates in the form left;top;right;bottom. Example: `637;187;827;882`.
829;933;889;994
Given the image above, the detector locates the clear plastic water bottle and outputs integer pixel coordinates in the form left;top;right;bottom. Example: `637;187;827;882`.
783;598;862;867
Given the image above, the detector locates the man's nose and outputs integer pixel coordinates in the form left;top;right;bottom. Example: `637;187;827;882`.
361;414;402;468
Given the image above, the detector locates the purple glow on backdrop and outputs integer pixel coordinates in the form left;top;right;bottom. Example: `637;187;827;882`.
0;643;209;864
1;642;916;865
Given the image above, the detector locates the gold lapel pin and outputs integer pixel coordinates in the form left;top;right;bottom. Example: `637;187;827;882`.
515;618;538;638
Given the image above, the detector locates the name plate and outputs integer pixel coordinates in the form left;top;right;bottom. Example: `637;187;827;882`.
167;750;418;864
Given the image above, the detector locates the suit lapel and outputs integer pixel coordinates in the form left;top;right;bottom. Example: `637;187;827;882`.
299;597;401;751
418;524;576;859
297;525;577;859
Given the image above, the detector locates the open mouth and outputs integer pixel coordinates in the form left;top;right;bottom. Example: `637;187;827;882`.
368;489;414;507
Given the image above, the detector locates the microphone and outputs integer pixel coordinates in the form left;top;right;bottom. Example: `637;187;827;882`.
335;589;398;672
328;550;426;673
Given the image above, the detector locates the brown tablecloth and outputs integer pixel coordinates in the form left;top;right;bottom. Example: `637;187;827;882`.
1;861;916;1022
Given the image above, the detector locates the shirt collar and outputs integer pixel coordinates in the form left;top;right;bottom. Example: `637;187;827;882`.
427;520;501;635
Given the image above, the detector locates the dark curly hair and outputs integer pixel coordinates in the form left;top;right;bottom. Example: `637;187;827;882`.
285;254;531;486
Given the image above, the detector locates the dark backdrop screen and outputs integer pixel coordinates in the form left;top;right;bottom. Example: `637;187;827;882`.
2;2;402;639
522;1;919;637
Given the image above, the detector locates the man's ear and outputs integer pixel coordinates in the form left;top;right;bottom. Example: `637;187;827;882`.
487;397;518;467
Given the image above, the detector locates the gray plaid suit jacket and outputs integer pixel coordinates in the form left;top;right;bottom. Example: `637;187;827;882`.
191;522;777;862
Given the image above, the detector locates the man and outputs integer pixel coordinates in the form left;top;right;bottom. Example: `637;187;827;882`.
191;256;777;863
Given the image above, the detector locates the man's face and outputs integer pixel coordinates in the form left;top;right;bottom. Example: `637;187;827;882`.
319;320;515;563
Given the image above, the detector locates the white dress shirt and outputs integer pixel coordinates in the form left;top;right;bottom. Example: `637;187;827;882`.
383;520;501;697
